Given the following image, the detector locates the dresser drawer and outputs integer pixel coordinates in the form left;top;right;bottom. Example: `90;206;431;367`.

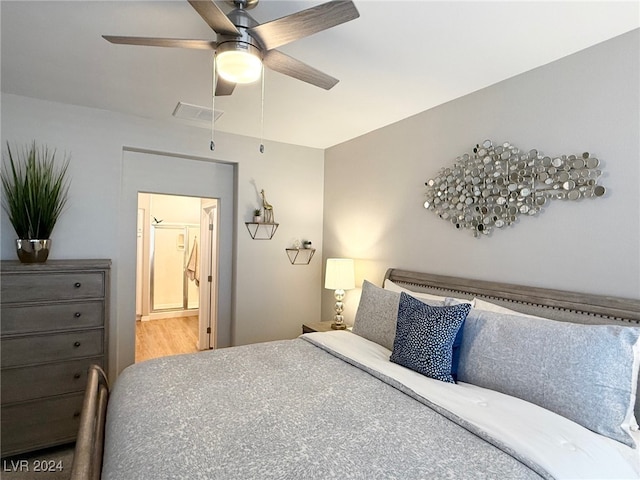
1;301;104;335
1;330;103;367
1;356;103;405
1;272;105;303
1;393;83;457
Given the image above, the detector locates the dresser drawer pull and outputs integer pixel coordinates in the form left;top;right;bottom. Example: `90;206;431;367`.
74;312;82;318
74;341;81;347
73;411;81;418
73;373;81;379
74;282;82;288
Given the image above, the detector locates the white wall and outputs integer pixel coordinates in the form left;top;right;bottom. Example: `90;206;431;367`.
1;93;325;379
140;193;202;316
323;30;640;322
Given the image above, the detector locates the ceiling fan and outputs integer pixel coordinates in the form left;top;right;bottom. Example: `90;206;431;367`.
103;0;360;97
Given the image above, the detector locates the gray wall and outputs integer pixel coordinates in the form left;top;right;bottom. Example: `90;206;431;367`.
323;29;640;323
1;94;325;379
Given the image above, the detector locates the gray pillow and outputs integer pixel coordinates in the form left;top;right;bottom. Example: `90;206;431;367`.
352;280;401;351
458;309;640;448
352;280;447;350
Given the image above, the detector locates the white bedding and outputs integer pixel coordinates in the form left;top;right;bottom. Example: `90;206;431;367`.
305;330;640;480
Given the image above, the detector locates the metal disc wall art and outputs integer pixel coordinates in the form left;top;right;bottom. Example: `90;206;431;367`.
423;140;605;237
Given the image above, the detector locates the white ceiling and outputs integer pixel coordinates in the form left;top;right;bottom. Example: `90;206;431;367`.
1;1;638;149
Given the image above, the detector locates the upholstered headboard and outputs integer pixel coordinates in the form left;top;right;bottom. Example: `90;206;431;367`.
384;269;640;325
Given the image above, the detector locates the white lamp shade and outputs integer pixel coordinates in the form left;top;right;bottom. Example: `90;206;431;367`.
324;258;355;290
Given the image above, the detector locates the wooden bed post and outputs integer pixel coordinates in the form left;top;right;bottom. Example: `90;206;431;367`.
70;364;109;480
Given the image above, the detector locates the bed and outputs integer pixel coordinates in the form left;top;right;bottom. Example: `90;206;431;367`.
71;268;640;480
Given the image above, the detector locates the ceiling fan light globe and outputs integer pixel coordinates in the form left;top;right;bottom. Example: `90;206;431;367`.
217;50;262;84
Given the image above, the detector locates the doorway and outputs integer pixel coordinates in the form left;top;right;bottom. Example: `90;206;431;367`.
116;148;235;379
135;192;219;362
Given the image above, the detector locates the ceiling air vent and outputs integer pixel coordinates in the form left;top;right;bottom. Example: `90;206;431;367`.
172;102;224;124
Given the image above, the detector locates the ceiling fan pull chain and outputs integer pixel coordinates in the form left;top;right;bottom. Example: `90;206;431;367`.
259;64;265;154
210;54;216;152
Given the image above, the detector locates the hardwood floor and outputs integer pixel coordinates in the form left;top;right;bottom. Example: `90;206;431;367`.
135;316;199;363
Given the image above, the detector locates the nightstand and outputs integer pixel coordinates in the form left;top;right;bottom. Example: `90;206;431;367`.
302;322;336;334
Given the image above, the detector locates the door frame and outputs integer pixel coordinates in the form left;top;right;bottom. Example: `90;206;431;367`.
117;148;236;379
198;199;219;350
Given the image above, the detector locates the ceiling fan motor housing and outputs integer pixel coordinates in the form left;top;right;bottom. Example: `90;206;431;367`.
218;5;263;56
215;6;263;83
216;37;262;60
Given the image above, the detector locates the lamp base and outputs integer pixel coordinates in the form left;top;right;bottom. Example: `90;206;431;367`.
331;322;347;330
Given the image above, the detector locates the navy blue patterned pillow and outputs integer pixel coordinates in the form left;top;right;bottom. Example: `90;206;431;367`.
390;292;471;383
451;327;464;382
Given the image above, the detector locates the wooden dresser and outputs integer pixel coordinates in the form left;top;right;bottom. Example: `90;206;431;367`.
0;259;110;457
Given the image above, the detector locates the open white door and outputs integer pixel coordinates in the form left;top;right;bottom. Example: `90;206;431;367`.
198;199;218;350
135;208;145;320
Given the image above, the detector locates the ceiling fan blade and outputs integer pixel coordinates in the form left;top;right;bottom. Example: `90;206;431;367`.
188;0;240;36
263;50;338;90
249;1;359;51
103;36;216;50
215;76;236;96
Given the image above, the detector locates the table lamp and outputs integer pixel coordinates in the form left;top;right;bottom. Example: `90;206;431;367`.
324;258;355;330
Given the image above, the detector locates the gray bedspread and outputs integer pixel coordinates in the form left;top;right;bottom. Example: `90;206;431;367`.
102;338;543;479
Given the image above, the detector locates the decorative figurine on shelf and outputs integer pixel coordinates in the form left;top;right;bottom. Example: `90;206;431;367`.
260;189;275;223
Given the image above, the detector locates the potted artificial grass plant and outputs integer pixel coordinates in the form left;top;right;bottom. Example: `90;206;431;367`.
1;141;70;263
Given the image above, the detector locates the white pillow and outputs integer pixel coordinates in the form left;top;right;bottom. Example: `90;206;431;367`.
445;297;475;307
473;298;524;315
384;279;449;303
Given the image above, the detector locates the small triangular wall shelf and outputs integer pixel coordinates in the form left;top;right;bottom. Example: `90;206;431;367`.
285;248;316;265
245;222;279;240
